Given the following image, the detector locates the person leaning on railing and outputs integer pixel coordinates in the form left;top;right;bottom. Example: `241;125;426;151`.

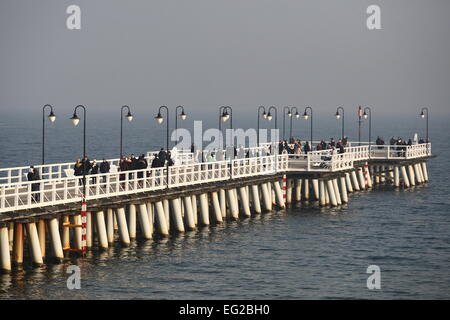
27;166;41;202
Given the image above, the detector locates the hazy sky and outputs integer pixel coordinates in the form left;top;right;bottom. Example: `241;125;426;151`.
1;0;449;121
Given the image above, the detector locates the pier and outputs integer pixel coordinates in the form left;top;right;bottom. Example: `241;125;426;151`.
0;141;432;271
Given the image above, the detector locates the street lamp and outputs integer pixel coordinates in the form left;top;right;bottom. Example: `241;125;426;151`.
175;105;187;146
257;106;267;146
282;106;292;141
70;105;87;198
219;106;233;150
335;106;345;140
363;107;372;153
419;107;429;142
155;106;169;150
267;106;278;145
289;107;299;141
303;106;313;147
42;104;56;165
120;105;133;158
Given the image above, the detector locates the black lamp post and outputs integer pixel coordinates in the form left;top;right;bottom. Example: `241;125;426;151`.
419;107;429;142
155;106;169;151
120;105;133;158
42;104;56;165
70;105;87;197
175;105;187;146
289;107;300;140
257;106;267;146
335;106;345;140
282;106;292;141
219;106;233;152
363;107;372;153
302;106;313;147
267;106;278;144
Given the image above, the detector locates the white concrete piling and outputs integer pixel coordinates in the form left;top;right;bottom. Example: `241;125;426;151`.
138;203;153;239
227;189;239;219
155;201;169;236
73;215;82;251
401;166;410;188
421;162;429;182
295;179;302;201
414;164;422;184
273;181;286;209
199;193;210;225
0;226;11;270
220;189;227;218
163;199;170;231
170;198;185;233
191;195;198;225
304;179;310;200
251;185;262;214
286;179;293;204
358;168;366;190
146;202;154;235
261;183;272;212
37;219;46;258
408;165;416;186
183;196;196;230
319;180;326;206
239;187;251;217
211;192;223;223
333;179;342;205
48;218;64;260
13;223;24;265
106;208;114;244
351;170;360;191
95;210;109;249
380;166;386;183
116;207;131;246
128;204;137;239
394;166;400;187
26;222;43;265
340;176;348;203
312;179;319;201
62;215;70;250
326;180;338;207
345;172;353;193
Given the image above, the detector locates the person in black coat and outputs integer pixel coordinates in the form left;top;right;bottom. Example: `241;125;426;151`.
91;160;99;184
99;158;110;183
27;166;41;202
158;148;167;165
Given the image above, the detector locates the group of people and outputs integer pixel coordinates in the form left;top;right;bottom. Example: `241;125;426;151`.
150;148;174;168
278;137;348;155
74;157;111;183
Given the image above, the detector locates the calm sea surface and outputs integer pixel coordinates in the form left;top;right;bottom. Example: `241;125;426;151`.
0;111;449;299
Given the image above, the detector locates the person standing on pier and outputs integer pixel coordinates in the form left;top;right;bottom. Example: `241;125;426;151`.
27;166;41;202
100;158;110;183
91;160;99;184
158;148;167;166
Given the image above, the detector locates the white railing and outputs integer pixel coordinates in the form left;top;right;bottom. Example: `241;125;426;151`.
0;154;288;213
369;143;431;160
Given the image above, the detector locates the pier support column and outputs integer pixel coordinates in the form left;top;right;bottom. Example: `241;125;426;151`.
170;198;185;233
345;173;353;193
394;166;400;187
138;203;152;239
326;180;338;207
286;179;293;204
211;192;223;223
227;189;239;219
155;201;169;236
219;189;227;218
414;164;422;184
295;179;302;201
261;183;272;212
86;212;92;248
62;216;70;250
73;215;82;250
48;218;64;261
340;176;348;203
116;207;131;246
106;208;114;244
312;179;319;201
380;166;386;183
26;222;43;265
128;204;137;239
95;211;109;249
163;199;170;231
273;181;286;209
191;195;198;225
366;167;373;188
358;168;366;190
421;162;429;182
333;179;342;205
319;180;326;207
351;170;360;191
13;223;24;265
37;219;46;259
303;179;310;200
199;193;210;225
251;185;262;214
0;226;11;271
408;165;416;186
183;197;196;230
146;202;154;235
239;187;251;217
325;185;330;205
401;166;410;188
